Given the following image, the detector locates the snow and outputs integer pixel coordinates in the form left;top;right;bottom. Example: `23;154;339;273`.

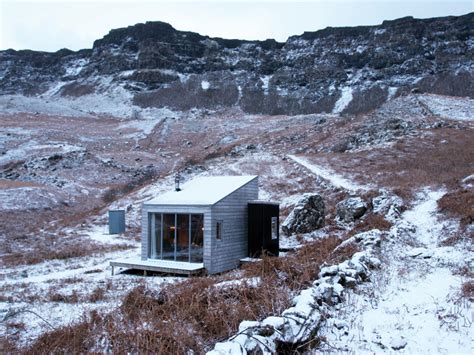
461;174;474;188
288;154;368;191
0;78;179;120
65;58;89;76
214;277;261;289
0;140;84;166
402;189;445;246
260;75;272;93
0;95;91;117
2;247;137;285
0;186;64;211
320;189;473;354
117;117;163;139
201;80;210;90
388;86;398;100
417;94;474;122
331;267;470;353
146;175;257;205
333;87;353;114
83;224;129;245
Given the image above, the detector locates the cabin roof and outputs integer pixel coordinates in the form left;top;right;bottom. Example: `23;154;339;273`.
146;175;258;206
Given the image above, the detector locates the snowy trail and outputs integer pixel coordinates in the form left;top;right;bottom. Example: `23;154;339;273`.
402;189;445;247
288;154;368;192
322;189;473;353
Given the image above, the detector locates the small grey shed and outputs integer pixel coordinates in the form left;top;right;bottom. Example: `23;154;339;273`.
108;210;125;234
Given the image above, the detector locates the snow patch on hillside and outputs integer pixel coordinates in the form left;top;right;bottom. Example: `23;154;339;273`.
288;154;368;191
417;94;474;121
333;87;353;114
0;79;180;120
201;80;210;90
0;186;63;211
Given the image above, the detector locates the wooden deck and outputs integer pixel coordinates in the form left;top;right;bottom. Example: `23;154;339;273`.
110;258;205;276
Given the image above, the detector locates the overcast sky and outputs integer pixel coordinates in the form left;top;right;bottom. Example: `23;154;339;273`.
1;0;472;52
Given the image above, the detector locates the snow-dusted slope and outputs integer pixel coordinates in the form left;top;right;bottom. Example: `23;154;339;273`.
321;189;472;353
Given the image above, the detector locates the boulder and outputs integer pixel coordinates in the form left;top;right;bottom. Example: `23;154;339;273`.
336;197;367;223
282;194;325;236
372;190;403;222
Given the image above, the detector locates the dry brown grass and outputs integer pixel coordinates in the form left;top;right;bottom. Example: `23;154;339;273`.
2;241;131;267
24;236;357;354
349;213;393;237
438;188;474;227
33;312;100;353
48;290;80;303
88;286;107;303
461;280;474;301
439;232;463;247
314;127;474;193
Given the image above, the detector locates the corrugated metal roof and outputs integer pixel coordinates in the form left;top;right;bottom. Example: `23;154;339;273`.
145;175;258;206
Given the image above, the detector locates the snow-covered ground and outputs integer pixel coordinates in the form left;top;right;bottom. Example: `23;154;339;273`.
417;94;474;122
333;87;353;114
0;91;177;120
288;154;369;192
321;189;473;353
1;90;472;351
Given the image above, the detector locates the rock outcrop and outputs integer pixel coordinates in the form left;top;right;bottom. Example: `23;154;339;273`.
1;13;473;115
282;194;325;235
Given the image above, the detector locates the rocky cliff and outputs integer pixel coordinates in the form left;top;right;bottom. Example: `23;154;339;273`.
1;13;473;115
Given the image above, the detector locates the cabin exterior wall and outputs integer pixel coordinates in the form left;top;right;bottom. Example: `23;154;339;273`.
208;177;258;274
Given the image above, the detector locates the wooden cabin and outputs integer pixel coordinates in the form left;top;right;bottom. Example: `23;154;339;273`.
111;175;279;275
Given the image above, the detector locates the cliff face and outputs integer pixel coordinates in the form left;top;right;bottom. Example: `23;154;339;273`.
1;13;473;115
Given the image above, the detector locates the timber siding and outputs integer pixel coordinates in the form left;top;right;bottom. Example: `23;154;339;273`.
209;178;258;274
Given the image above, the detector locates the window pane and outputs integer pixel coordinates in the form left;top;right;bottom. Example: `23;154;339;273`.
162;214;175;260
190;214;204;263
176;214;190;262
149;213;162;258
271;217;278;240
216;221;222;240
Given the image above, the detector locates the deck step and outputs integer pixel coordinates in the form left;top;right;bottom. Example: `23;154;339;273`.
110;258;204;276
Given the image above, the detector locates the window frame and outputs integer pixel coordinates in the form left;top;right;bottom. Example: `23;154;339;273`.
271;216;278;240
216;220;223;241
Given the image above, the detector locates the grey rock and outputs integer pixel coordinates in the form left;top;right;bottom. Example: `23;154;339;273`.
372;190;403;221
336;197;368;223
282;193;325;236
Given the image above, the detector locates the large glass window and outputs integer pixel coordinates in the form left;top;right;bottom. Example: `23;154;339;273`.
190;214;204;263
149;213;204;263
149;214;162;258
176;214;190;262
162;214;175;260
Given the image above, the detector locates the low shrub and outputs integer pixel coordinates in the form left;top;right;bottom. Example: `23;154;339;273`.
461;280;474;301
438;188;474;227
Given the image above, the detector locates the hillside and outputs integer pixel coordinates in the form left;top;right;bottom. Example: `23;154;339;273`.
0;13;473;353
